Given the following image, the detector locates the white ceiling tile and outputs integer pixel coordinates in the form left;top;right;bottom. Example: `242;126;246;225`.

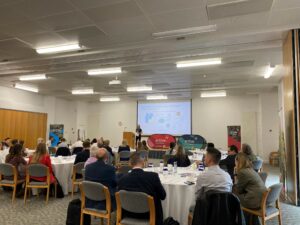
18;0;75;19
69;0;129;10
17;32;68;48
272;0;300;10
0;21;49;37
149;8;209;31
0;3;29;26
83;0;143;23
37;11;93;32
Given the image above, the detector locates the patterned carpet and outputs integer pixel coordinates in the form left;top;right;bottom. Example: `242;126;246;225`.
0;189;299;225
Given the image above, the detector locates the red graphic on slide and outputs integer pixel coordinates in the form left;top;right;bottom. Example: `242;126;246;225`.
147;134;176;149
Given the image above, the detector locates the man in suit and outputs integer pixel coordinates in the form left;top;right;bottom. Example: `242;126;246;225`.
219;145;238;180
85;148;117;210
118;152;166;225
74;140;90;164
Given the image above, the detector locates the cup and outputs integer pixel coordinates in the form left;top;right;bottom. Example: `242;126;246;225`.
167;164;173;173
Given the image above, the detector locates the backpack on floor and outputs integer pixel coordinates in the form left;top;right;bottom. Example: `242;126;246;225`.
164;217;180;225
66;199;91;225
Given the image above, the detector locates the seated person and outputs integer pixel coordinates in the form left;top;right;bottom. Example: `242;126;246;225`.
219;145;238;180
165;142;176;155
118;153;166;225
118;140;130;161
29;143;56;184
234;153;267;225
56;139;71;156
141;140;149;151
57;138;68;148
5;143;27;180
136;141;143;151
71;138;83;150
195;148;232;198
241;143;257;162
103;139;114;157
85;148;117;210
74;141;91;164
84;144;98;168
167;145;191;167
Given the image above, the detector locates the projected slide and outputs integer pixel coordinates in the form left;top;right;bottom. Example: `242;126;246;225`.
138;101;191;135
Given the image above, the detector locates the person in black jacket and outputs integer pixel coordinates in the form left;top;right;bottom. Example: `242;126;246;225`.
167;145;191;167
74;141;91;165
219;145;238;180
118;152;166;225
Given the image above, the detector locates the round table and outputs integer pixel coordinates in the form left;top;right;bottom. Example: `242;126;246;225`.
144;167;201;225
51;156;75;195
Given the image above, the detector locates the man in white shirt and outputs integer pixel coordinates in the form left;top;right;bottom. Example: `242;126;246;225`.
58;138;68;148
195;148;232;198
46;136;54;148
71;138;83;149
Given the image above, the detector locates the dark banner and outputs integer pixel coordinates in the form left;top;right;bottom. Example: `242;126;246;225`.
147;134;176;149
178;134;207;150
227;126;241;150
49;124;64;146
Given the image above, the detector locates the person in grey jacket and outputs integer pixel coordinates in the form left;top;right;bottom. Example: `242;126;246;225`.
234;152;267;225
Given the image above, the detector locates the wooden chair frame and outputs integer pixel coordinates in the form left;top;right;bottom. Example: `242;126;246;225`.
0;164;24;203
80;183;112;225
242;188;282;225
71;163;84;197
24;165;57;204
115;191;156;225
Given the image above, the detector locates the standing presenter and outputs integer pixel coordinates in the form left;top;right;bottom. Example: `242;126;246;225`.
135;124;142;146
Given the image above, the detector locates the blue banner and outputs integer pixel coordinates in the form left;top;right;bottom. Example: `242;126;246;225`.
49;124;64;147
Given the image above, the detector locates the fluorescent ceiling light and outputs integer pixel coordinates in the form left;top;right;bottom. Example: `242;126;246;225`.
152;25;217;39
72;89;94;95
109;79;121;85
14;83;38;93
201;90;226;98
87;67;122;76
176;58;222;68
146;95;168;100
36;43;81;54
100;97;120;102
264;65;275;79
19;74;47;81
127;86;152;92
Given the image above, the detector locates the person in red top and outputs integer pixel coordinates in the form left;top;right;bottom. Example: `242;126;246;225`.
28;143;55;184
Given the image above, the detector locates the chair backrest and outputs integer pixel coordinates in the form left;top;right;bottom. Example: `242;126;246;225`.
118;190;150;213
82;169;85;180
117;165;132;174
119;151;131;159
72;147;83;155
252;158;263;171
81;181;107;201
0;163;15;177
27;164;48;177
56;147;71;157
74;162;85;174
266;183;283;206
139;150;148;159
258;172;268;184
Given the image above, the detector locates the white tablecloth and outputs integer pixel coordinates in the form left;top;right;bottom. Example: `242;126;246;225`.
0;148;9;163
51;156;75;195
144;167;201;225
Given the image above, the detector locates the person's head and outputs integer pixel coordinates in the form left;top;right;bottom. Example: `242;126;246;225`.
19;140;25;147
170;142;176;149
96;148;108;161
49;136;54;141
228;145;238;155
11;143;23;157
83;140;90;149
242;143;253;156
121;140;128;146
130;152;145;168
137;141;143;150
32;143;47;163
37;137;44;144
207;142;215;149
4;138;11;146
235;152;252;173
91;138;97;144
11;139;18;146
61;138;66;143
90;144;99;157
142;140;147;146
204;148;221;167
175;145;185;157
103;140;110;146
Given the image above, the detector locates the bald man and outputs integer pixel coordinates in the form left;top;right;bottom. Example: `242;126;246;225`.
85;148;117;211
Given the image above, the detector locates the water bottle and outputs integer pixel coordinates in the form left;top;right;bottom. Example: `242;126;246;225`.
173;161;177;173
159;161;164;173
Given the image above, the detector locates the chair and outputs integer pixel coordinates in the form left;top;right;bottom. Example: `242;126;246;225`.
72;147;83;155
0;163;25;203
117;151;131;167
82;169;85;180
258;172;268;184
139;150;149;166
115;190;156;225
80;181;112;225
72;162;85;197
242;183;283;225
252;158;263;172
24;164;57;204
55;147;71;157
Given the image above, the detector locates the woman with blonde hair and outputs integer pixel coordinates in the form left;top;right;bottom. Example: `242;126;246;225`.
118;140;130;161
29;143;55;184
234;153;266;225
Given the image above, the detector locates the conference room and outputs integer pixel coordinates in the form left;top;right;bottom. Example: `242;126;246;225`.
0;0;300;225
